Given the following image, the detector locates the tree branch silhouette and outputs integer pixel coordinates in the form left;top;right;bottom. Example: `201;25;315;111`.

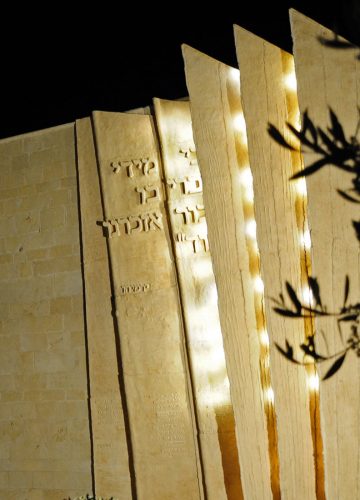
268;108;360;379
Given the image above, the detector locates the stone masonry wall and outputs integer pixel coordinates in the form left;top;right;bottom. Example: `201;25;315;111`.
0;124;92;499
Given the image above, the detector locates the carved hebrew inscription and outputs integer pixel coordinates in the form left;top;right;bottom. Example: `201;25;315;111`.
136;185;160;204
110;157;157;177
168;146;208;254
174;204;205;225
118;283;150;295
176;233;209;253
93;399;120;423
179;145;198;166
155;393;187;457
167;175;203;194
102;211;163;238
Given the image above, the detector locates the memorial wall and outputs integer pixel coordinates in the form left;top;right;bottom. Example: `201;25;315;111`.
0;10;359;500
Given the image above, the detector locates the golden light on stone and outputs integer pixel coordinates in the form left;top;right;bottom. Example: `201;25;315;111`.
299;228;312;250
294;177;307;197
307;372;320;392
239;165;253;187
265;387;275;405
192;258;213;279
254;275;265;294
283;68;298;93
302;285;314;309
197;344;230;375
232;93;276;420
200;377;232;407
229;66;240;82
233;111;248;145
245;219;257;239
239;166;254;203
259;329;270;348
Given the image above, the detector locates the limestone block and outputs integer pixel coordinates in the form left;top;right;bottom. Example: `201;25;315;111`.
0;124;92;499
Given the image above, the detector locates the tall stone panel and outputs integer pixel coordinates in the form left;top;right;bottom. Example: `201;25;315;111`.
76;118;132;499
183;46;273;499
92;111;204;500
154;98;242;500
234;26;317;499
0;125;92;499
291;10;360;499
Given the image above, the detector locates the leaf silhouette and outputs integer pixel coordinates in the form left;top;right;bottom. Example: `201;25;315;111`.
267;124;297;151
286;282;302;313
300;334;326;361
275;341;301;364
322;353;347;380
317;127;338;153
339;314;359;322
318;36;357;50
343;275;350;307
337;189;360;203
308;277;321;308
329;108;347;145
273;307;301;317
352;220;360;242
290;158;329;180
286;122;316;150
303;110;318;145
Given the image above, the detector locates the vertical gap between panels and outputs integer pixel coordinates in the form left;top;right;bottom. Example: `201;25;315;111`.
281;53;326;500
229;67;281;499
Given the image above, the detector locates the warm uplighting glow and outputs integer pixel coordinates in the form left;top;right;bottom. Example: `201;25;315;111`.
197;344;227;374
233;112;248;145
260;329;270;348
307;372;320;391
265;387;275;404
302;286;314;307
200;380;232;407
299;229;311;250
284;70;298;93
243;186;254;203
239;166;253;188
239;167;255;203
294;177;307;197
233;112;246;132
207;282;218;305
254;276;265;294
229;67;240;82
245;219;257;239
193;259;213;280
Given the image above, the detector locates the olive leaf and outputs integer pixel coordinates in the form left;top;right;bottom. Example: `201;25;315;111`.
343;275;350;307
286;281;302;313
275;340;301;365
322;353;347;380
308;277;322;309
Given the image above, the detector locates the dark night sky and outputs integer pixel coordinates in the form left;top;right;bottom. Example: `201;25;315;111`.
0;1;356;140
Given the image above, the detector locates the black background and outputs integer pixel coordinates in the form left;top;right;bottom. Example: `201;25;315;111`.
0;1;357;139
